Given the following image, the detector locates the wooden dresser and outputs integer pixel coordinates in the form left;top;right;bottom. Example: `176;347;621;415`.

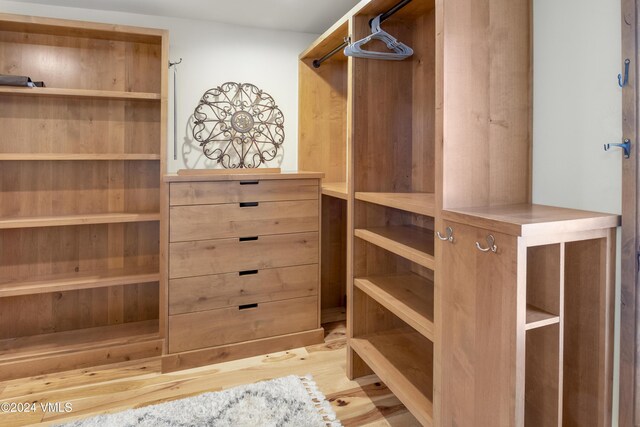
162;171;325;372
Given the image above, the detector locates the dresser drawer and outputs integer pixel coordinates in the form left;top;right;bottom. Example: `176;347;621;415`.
170;179;318;206
168;295;318;353
170;200;319;242
169;232;318;279
169;264;318;315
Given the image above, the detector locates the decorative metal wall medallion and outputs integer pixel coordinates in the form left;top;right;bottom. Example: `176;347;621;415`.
192;82;285;169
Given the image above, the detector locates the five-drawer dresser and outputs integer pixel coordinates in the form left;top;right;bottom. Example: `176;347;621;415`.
162;171;325;372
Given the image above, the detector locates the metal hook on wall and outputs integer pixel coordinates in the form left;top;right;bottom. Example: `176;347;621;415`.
619;58;630;87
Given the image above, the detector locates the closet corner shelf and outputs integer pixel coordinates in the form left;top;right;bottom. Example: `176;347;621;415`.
355;274;434;341
354;225;435;270
0;320;161;365
0;212;161;229
525;304;560;331
350;329;434;427
0;267;160;298
355;192;436;217
0;153;161;161
0;87;161;101
322;182;348;200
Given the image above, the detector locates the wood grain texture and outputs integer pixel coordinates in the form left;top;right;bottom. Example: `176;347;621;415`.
170;200;319;242
619;0;638;424
169;232;318;279
525;324;562;426
354;226;435;270
168;296;319;353
169;179;319;205
441;0;531;209
169;265;318;315
439;221;519;426
321;195;347;314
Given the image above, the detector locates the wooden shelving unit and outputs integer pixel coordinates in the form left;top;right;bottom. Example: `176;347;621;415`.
322;182;348;200
0;12;167;381
0;212;160;229
354;226;435;270
0;86;161;100
354;274;434;340
525;304;560;331
350;328;434;427
355;192;436;217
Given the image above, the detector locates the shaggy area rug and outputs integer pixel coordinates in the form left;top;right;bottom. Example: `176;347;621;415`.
61;375;341;427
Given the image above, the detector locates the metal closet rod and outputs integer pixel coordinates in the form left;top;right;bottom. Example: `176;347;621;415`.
312;0;413;68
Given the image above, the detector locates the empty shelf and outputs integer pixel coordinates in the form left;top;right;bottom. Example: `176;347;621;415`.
351;328;434;426
322;182;348;200
354;225;435;270
525;304;560;330
355;274;434;341
0;153;161;161
0;86;161;100
355;192;435;217
0;320;160;362
0;267;160;298
0;212;160;229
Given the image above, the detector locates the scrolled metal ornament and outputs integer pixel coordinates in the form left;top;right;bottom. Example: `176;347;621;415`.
192;82;285;169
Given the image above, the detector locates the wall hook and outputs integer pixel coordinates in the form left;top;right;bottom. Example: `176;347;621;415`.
169;58;183;68
604;138;631;158
619;58;630;87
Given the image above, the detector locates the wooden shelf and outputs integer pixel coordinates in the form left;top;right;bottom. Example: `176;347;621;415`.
0;212;160;229
351;328;434;426
0;320;160;363
354;225;435;270
355;274;434;341
0;153;161;161
355;192;436;217
322;182;348;200
0;86;161;100
0;267;160;298
525;304;560;331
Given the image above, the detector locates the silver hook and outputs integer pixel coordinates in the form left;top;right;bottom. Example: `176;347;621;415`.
436;226;454;243
475;235;497;253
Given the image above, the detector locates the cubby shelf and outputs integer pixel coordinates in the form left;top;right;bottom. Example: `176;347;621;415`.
355;192;436;217
354;274;434;341
0;153;161;161
351;328;434;427
0;86;161;100
525;304;560;331
0;267;160;298
0;320;162;379
354;225;435;270
322;182;348;200
0;212;161;230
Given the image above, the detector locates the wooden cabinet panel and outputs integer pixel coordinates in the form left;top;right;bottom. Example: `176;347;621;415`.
169;232;318;279
169;180;318;206
169;265;318;315
170;200;319;242
168;296;318;353
439;221;520;426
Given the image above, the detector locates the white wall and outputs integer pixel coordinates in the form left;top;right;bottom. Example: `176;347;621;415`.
0;0;318;172
533;0;622;424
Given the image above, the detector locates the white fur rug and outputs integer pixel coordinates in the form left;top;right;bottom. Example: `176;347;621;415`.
61;375;341;427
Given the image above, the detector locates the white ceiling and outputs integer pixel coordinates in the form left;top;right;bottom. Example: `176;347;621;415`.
21;0;360;33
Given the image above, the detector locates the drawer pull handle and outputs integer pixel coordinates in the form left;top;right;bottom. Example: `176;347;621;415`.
239;303;258;310
239;236;259;242
239;270;259;276
476;235;498;253
239;202;259;208
240;180;259;185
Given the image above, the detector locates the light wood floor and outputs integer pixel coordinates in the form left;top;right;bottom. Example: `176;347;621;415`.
0;322;420;426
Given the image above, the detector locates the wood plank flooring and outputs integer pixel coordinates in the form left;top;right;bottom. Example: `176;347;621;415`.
0;322;419;426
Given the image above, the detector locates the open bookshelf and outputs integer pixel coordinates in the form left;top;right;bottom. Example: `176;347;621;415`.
0;12;167;380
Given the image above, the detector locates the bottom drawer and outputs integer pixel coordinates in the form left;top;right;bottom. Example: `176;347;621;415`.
168;295;318;353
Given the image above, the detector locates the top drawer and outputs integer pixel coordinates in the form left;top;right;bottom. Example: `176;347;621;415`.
170;179;319;206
